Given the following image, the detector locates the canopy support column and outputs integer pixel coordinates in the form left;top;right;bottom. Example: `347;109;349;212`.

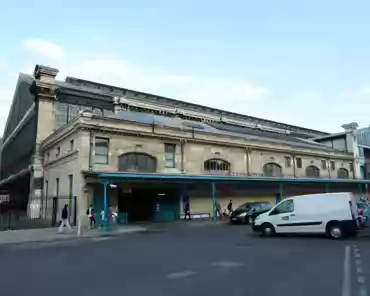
325;183;330;193
212;182;217;225
103;180;109;232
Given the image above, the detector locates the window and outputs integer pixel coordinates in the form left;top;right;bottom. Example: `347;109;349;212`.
296;157;302;168
284;156;291;168
330;161;335;170
55;102;68;129
45;152;50;162
93;108;103;116
68;104;81;121
164;143;176;168
95;137;109;164
306;166;320;178
321;160;327;170
56;147;60;157
349;162;354;172
204;159;230;173
118;152;157;172
270;200;294;215
338;168;349;179
263;163;282;177
69;139;74;152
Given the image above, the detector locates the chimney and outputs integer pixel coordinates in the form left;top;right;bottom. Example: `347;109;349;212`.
33;64;59;83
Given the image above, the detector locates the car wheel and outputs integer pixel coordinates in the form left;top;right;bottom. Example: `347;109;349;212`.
261;223;275;237
327;223;343;239
248;216;254;225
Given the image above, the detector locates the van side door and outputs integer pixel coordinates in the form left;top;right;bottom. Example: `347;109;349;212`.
268;199;296;233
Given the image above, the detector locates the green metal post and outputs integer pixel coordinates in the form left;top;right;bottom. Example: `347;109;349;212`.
325;183;330;193
212;183;217;225
103;181;109;232
278;183;284;203
359;183;364;197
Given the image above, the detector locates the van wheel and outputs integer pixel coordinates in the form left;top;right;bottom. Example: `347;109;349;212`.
261;223;275;237
327;223;343;239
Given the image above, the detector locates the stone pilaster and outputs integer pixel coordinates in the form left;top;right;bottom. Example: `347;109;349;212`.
342;122;361;179
27;65;59;218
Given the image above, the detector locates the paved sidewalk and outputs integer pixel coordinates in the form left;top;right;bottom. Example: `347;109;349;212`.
0;225;147;245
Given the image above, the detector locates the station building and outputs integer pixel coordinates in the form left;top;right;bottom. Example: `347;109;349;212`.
1;64;369;225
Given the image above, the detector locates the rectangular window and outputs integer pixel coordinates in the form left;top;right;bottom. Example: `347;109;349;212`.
56;178;59;197
56;147;60;157
55;102;68;129
296;157;302;168
350;162;354;172
321;160;327;170
164;143;176;168
68;104;81;122
45;152;50;162
330;161;335;170
69;139;74;152
284;156;291;168
95;137;109;164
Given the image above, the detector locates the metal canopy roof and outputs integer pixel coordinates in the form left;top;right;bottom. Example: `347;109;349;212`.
83;171;370;184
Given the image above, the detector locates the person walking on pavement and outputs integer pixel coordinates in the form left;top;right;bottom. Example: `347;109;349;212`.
227;200;233;216
216;201;222;218
86;204;96;229
58;204;72;233
184;199;191;220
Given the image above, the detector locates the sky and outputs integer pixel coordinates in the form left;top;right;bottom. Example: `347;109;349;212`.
1;0;370;134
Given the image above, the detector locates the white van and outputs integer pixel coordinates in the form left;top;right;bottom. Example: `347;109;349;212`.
252;192;359;239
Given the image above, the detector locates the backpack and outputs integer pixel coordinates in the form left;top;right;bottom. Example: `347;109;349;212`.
86;208;90;215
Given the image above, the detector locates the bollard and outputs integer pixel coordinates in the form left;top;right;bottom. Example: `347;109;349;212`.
77;216;81;236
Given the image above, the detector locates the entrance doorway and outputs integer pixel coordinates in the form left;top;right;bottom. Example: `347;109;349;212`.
117;183;180;222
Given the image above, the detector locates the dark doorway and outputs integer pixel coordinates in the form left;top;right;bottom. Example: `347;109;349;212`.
118;184;180;222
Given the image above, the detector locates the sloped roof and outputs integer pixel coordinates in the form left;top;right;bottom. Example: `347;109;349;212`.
105;110;346;152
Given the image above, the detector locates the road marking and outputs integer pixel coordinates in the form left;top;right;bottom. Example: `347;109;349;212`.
212;261;244;268
358;276;366;284
167;270;195;279
357;266;364;274
91;237;111;242
342;245;351;296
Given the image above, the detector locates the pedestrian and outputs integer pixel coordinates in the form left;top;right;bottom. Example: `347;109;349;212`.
86;204;96;229
216;201;222;218
183;198;191;220
58;204;72;233
227;200;233;216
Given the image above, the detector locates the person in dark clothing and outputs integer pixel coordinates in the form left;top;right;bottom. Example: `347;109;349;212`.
58;204;72;233
227;200;233;216
184;199;191;220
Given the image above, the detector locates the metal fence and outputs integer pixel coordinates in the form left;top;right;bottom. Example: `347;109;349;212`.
0;196;77;230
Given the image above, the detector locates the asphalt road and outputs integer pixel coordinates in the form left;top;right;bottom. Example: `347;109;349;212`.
1;223;370;296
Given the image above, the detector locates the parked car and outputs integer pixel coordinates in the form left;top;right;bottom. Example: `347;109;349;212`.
357;202;369;228
230;202;272;225
252;192;359;239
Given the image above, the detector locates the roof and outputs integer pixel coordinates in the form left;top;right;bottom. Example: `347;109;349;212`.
83;171;370;184
57;76;329;137
104;110;346;152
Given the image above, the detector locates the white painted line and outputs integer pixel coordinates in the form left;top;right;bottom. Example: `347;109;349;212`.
212;261;244;268
356;259;362;266
167;270;195;279
357;266;364;274
355;253;361;258
359;286;368;296
342;245;351;296
358;276;366;284
91;237;111;242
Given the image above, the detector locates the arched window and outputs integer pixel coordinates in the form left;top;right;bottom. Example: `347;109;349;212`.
337;168;349;179
204;159;230;174
118;152;157;172
263;163;283;177
306;166;320;178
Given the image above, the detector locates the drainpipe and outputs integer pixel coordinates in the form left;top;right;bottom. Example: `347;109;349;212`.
245;147;250;175
328;158;331;179
180;140;185;173
292;152;296;178
88;131;93;170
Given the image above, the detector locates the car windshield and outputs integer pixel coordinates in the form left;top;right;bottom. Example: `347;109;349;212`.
357;203;366;209
236;203;252;211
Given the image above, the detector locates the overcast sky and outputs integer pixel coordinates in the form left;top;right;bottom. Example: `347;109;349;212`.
1;0;370;134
